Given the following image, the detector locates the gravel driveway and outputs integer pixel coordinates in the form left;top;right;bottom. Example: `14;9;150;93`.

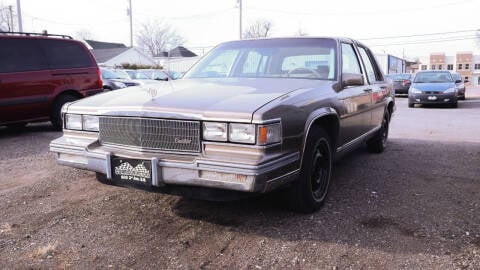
0;89;479;269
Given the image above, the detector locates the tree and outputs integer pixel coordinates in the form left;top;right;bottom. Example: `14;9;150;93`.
243;19;273;39
136;20;184;57
0;4;16;32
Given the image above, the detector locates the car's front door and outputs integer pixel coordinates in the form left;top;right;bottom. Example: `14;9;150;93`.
337;43;373;146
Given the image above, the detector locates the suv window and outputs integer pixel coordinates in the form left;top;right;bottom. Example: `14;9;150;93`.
39;39;92;69
0;39;48;73
341;43;361;74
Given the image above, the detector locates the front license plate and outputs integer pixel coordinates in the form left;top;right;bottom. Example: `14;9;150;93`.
428;96;437;100
111;157;152;186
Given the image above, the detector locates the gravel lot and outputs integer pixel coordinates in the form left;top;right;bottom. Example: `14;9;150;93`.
1;89;479;269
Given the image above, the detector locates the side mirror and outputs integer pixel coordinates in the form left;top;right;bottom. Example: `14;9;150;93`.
455;79;462;83
342;73;364;87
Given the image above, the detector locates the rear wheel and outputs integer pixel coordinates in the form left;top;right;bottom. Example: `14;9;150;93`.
451;100;458;108
287;126;332;213
408;102;414;108
50;94;80;130
366;111;390;153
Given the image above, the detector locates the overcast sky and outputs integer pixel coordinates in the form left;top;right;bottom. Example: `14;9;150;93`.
2;0;479;58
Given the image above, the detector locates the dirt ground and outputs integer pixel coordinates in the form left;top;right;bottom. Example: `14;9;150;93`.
0;90;479;269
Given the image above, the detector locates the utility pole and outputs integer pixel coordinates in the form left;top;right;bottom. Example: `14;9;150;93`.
128;0;133;47
16;0;22;32
238;0;242;40
8;5;13;31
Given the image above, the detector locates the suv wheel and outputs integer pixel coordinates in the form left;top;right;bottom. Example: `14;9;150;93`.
51;94;80;130
366;111;390;153
288;126;332;213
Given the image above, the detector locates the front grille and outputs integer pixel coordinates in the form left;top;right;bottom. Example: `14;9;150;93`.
423;91;441;94
99;117;201;153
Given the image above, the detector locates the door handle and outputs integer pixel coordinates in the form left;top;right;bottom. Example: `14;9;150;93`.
363;88;372;92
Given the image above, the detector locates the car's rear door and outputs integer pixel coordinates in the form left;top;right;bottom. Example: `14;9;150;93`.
356;45;390;130
337;42;373;145
0;38;52;124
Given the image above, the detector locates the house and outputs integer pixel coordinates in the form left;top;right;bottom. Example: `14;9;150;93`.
85;40;156;67
154;46;199;72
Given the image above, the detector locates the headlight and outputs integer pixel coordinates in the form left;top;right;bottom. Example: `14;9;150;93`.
229;123;256;144
65;114;82;130
444;87;456;93
113;81;126;89
409;87;422;94
203;122;227;141
258;123;282;145
82;115;99;131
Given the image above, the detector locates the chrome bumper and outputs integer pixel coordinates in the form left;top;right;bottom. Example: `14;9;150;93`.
50;135;300;193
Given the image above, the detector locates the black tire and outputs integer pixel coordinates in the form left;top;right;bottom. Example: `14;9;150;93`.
408;102;414;108
451;101;458;108
287;126;333;213
459;95;465;101
50;94;80;130
366;111;390;153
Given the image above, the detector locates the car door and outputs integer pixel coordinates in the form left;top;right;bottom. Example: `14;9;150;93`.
337;42;373;146
0;38;51;124
356;45;389;130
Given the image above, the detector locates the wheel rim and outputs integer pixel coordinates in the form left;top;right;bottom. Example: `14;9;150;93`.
310;140;331;201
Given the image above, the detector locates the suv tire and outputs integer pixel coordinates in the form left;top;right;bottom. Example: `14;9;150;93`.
288;126;332;213
51;94;79;130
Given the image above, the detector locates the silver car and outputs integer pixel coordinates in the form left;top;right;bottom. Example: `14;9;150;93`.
50;37;394;212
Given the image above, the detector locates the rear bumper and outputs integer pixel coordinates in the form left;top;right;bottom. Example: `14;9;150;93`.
50;135;300;193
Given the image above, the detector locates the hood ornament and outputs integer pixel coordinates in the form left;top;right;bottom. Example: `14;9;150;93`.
146;87;158;99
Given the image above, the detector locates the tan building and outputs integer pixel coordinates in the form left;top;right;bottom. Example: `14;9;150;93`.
418;52;476;86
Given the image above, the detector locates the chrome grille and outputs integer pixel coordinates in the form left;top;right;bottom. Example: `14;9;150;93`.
99;117;201;153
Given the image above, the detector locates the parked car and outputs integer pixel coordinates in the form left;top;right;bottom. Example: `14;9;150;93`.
0;32;102;129
138;69;172;81
408;71;458;108
450;72;466;100
386;73;412;95
50;37;394;213
100;68;139;90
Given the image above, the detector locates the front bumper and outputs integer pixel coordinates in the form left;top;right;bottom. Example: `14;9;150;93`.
408;92;457;104
50;134;300;193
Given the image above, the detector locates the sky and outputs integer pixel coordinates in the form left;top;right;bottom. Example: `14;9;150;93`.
1;0;480;59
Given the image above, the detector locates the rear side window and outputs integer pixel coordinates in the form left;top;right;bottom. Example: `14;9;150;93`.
358;47;378;83
0;38;48;73
39;39;93;69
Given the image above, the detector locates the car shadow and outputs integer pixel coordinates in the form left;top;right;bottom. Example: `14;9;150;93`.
171;138;480;255
0;122;59;138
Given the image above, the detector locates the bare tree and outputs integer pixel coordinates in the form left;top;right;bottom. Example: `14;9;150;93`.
75;29;94;40
243;19;273;39
136;20;184;56
0;4;16;32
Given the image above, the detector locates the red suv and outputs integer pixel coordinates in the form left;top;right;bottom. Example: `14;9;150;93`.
0;32;102;129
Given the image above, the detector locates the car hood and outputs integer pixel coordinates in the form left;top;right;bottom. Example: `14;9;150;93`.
411;82;455;92
68;78;331;122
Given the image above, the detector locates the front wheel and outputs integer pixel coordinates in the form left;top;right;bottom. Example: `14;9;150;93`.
287;126;333;213
366;111;390;153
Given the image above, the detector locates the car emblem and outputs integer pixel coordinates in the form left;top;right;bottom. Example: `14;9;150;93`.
147;87;157;99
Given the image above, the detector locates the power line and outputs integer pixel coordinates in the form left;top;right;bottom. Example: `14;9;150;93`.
359;29;479;40
368;36;478;47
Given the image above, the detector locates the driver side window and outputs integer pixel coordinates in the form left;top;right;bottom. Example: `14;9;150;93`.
341;43;361;74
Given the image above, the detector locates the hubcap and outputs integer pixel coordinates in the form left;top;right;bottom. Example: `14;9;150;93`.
310;141;330;201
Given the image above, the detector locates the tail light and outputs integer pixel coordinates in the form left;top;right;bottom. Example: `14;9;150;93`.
402;80;411;86
97;68;103;89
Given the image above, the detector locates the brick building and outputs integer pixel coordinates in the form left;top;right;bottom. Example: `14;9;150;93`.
418;52;480;86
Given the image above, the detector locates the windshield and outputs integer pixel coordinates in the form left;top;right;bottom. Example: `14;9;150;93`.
414;72;453;83
112;70;130;80
101;68;124;80
185;38;337;80
388;73;411;80
125;70;150;79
